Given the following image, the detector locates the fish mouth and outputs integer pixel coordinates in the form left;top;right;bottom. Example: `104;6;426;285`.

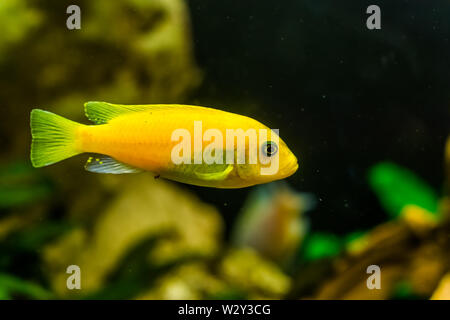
282;156;298;177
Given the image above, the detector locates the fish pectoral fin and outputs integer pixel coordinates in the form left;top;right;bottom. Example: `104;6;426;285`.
194;164;233;181
85;155;143;174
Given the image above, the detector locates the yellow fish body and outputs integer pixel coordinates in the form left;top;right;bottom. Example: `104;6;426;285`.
30;102;298;188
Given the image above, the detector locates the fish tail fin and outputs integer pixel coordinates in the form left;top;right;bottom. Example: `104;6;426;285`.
30;109;83;168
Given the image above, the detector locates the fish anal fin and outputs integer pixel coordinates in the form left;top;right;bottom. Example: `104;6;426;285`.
85;155;143;174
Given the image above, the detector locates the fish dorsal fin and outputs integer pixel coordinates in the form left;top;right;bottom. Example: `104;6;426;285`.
85;155;143;174
84;101;205;124
194;163;233;181
84;101;153;124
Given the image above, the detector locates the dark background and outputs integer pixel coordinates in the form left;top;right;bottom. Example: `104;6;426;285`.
185;0;450;235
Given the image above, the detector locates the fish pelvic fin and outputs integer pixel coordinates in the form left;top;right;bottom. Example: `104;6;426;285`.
85;155;143;174
30;109;83;168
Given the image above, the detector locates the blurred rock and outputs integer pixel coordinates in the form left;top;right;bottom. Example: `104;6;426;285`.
136;262;227;300
42;175;222;296
219;248;291;299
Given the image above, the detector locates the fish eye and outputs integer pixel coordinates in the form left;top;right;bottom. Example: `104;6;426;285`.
262;141;278;157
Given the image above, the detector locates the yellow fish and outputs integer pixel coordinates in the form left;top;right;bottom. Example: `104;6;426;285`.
30;102;298;188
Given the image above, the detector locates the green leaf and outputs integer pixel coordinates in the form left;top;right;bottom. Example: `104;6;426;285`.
0;161;52;209
301;233;342;261
368;162;439;219
0;273;53;299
